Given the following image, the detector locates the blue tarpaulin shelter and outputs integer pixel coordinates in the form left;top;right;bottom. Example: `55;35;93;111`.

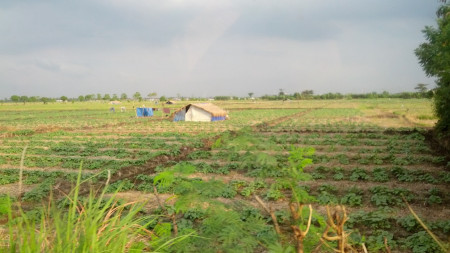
136;107;153;117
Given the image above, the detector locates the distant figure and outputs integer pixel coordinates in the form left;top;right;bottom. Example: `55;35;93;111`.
120;106;126;112
109;107;115;113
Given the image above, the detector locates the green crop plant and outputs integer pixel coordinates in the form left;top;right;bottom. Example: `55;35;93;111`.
426;188;443;205
404;231;443;253
366;230;397;252
349;167;370;181
332;167;345;181
398;215;422;233
2;168;183;252
391;166;415;182
341;193;363;207
372;167;390;182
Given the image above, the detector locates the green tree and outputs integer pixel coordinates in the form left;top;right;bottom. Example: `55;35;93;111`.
96;93;102;100
103;94;111;100
78;95;85;102
133;92;142;101
248;92;254;98
29;96;39;102
120;93;127;100
159;96;167;102
19;96;28;104
10;95;19;103
415;3;450;133
60;96;68;102
414;83;428;94
112;94;118;100
41;97;49;104
84;94;94;101
147;92;157;98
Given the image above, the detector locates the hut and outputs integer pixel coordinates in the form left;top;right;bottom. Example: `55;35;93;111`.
171;103;228;122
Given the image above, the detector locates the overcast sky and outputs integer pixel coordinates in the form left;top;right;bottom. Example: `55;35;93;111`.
0;0;440;98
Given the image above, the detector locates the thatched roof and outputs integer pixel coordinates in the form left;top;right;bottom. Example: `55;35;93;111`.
190;103;228;117
171;103;228;118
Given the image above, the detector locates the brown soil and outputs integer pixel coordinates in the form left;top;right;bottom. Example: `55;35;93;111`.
0;165;99;174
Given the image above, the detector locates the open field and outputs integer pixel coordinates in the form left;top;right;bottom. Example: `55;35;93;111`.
0;99;448;252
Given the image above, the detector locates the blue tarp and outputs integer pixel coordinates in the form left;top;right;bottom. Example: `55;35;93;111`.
173;108;186;122
136;107;153;117
211;116;226;121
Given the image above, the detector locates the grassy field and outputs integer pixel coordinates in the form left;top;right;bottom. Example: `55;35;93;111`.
0;99;448;252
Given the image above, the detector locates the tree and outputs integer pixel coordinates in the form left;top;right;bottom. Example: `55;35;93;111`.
78;95;85;102
112;94;119;100
103;94;111;100
19;96;28;104
120;93;128;100
248;92;254;98
133;92;142;101
10;95;19;103
41;97;49;104
415;3;450;133
96;93;102;100
29;96;39;102
148;92;157;98
414;83;428;94
159;96;167;102
85;94;94;101
60;96;68;102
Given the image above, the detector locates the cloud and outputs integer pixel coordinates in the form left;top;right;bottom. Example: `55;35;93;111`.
0;0;439;97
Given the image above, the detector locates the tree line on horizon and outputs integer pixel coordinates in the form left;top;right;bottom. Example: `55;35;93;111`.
5;87;433;104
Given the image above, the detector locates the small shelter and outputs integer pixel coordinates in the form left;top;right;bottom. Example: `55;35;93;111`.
171;103;228;122
110;100;121;105
136;107;153;117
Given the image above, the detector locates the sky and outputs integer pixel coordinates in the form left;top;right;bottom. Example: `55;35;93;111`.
0;0;441;98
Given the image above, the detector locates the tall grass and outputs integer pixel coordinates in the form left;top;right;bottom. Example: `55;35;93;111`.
0;165;186;253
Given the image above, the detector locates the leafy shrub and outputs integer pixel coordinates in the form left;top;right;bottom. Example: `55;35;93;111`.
332;167;345;180
366;230;397;252
427;188;443;205
341;193;362;207
403;231;442;253
317;192;338;205
372;167;390;182
22;179;54;201
398;215;421;233
370;186;413;207
347;210;392;230
106;179;134;193
350;168;369;181
265;188;285;201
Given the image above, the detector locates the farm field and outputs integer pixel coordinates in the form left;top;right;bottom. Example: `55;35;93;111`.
0;99;448;252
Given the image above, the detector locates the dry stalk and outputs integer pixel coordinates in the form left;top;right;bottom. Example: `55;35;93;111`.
384;237;391;253
321;205;351;253
402;196;448;252
254;195;281;235
289;203;313;253
361;243;368;253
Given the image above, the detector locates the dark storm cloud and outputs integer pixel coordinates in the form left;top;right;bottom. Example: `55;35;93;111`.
0;0;193;54
0;0;440;98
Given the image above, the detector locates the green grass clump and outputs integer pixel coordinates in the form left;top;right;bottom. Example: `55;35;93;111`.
0;168;185;253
